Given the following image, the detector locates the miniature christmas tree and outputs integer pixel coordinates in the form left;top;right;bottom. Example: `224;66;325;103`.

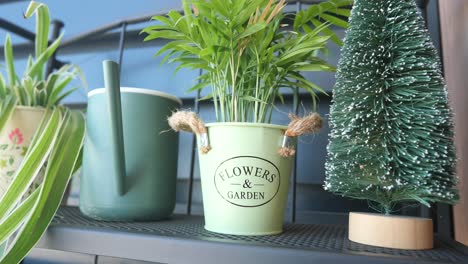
324;0;458;214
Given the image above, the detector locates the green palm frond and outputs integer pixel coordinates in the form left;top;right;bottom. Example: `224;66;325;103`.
143;0;352;122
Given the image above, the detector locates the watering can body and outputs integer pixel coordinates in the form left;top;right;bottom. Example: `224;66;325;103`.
80;85;181;221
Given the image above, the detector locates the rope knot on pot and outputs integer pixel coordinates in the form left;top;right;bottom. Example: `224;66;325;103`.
278;112;323;157
168;111;211;154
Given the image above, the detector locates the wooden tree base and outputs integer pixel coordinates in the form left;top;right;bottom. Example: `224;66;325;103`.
349;212;433;250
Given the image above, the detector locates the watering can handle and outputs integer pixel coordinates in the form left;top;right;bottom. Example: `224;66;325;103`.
103;60;126;196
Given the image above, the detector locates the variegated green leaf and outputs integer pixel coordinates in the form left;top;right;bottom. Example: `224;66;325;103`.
4;35;16;86
24;1;50;58
0;109;85;264
0;108;60;219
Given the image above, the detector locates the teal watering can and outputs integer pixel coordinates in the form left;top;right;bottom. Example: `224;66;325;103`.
80;60;181;221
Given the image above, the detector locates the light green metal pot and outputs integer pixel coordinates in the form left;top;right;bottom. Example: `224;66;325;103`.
197;123;294;235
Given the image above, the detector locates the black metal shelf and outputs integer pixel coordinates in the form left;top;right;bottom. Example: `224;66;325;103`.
31;206;468;264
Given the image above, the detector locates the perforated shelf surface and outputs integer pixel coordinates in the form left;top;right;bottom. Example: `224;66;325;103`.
36;206;468;264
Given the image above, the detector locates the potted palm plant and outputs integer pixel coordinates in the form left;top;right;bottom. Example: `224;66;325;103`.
0;1;85;262
143;0;351;235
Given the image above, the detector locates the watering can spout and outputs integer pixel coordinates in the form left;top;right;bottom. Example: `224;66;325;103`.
103;60;126;196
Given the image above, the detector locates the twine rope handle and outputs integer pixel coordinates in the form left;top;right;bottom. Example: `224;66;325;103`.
278;113;323;157
168;111;322;157
168;111;211;154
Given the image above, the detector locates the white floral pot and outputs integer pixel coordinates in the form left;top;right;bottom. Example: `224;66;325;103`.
0;106;46;199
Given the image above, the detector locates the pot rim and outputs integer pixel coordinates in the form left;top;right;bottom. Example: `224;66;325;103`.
350;212;432;221
88;87;182;105
206;122;287;130
15;105;47;112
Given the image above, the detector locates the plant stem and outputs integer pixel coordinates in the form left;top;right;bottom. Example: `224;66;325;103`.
229;52;237;122
210;72;219;121
254;49;260;123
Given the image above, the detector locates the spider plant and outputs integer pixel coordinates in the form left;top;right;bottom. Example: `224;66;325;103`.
0;1;85;263
143;0;352;123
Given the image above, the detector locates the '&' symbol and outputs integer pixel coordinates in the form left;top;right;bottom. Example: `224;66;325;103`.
243;179;252;189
